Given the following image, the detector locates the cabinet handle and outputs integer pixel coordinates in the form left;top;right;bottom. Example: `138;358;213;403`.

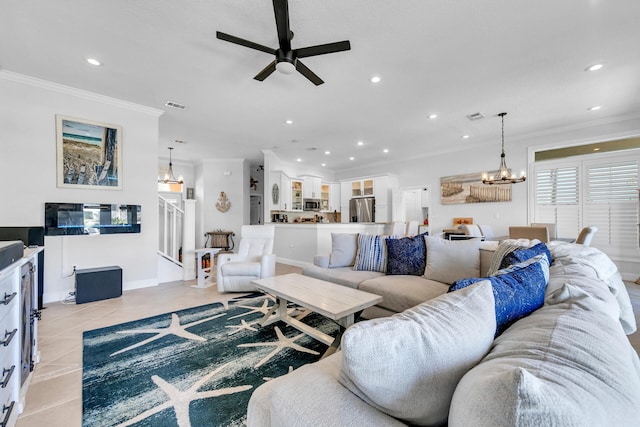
0;366;14;388
1;293;16;306
0;401;14;427
1;329;16;347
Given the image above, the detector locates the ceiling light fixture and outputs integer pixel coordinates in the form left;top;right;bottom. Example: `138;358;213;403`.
461;135;470;139
383;149;389;153
428;114;438;119
161;147;183;184
588;105;602;111
585;63;604;72
482;112;526;185
357;141;364;146
370;76;381;83
86;58;101;66
349;157;355;161
321;163;326;167
285;119;293;124
296;158;302;162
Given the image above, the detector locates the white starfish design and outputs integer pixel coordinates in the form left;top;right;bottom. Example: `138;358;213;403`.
225;319;259;335
238;326;319;368
111;312;226;356
228;300;273;320
115;363;252;427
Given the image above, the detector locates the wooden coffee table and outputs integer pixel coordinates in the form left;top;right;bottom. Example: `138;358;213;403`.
251;273;383;356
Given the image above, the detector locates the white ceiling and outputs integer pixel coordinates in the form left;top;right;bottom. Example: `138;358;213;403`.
2;0;639;172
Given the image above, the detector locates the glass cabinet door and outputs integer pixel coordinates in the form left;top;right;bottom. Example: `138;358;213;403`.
291;180;303;211
363;179;374;196
321;184;330;210
351;181;362;197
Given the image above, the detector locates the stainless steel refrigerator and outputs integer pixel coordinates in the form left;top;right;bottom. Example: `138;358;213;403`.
349;197;375;222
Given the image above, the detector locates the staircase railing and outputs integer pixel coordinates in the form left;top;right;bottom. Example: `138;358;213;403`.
158;195;184;266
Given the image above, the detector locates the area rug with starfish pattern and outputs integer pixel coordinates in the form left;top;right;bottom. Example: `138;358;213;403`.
82;293;339;426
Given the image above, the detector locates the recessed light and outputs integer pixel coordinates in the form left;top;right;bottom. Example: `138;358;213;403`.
349;157;355;161
86;58;101;66
357;141;364;146
324;151;330;155
321;163;326;167
593;147;601;151
285;119;293;125
461;135;470;139
370;75;381;83
383;149;389;153
296;158;302;162
588;105;602;111
428;114;438;119
585;63;604;72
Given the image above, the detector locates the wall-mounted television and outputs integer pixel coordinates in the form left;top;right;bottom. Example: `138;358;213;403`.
45;203;141;236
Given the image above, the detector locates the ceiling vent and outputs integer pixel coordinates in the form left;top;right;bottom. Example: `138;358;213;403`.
165;101;186;110
466;112;484;121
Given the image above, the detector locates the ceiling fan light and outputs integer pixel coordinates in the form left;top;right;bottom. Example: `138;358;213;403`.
276;61;296;74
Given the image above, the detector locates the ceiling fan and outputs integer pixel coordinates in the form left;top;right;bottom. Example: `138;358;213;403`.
216;0;351;85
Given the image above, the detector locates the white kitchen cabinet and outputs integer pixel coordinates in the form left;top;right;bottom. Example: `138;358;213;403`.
280;174;291;210
302;176;322;199
270;172;292;211
329;183;340;212
291;179;303;211
350;178;374;197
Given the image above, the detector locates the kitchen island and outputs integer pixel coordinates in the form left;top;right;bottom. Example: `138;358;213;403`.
272;223;388;266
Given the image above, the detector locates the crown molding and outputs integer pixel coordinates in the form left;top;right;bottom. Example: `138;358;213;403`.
0;69;164;117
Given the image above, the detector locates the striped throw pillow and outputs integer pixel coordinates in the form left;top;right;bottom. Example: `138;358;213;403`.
354;234;389;272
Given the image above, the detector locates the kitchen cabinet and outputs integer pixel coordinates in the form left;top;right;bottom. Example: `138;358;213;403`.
270;172;291;211
320;183;330;211
302;176;322;199
351;178;374;197
291;179;303;211
329;183;340;212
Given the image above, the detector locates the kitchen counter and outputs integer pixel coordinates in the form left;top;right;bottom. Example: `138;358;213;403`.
272;222;388;266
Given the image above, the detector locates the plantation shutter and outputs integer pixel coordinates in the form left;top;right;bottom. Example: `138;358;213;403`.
583;159;639;256
534;164;580;239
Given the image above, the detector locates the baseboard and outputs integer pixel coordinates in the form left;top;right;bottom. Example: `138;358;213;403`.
123;278;158;291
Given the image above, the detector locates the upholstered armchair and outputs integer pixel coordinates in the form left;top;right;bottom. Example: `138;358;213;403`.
216;225;276;292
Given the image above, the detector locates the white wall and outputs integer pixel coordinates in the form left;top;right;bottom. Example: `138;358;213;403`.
0;71;162;303
195;159;249;249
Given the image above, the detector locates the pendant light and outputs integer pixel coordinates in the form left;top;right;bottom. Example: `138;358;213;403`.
482;112;526;185
161;147;183;184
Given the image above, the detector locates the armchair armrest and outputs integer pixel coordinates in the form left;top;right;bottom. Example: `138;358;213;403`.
260;253;276;279
314;255;330;268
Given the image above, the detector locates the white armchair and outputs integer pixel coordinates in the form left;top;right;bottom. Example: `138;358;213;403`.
216;225;276;292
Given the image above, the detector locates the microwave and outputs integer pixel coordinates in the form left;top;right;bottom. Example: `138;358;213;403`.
303;199;321;211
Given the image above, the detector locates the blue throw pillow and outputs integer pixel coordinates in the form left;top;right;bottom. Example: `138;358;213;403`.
499;242;552;271
386;235;426;276
449;254;550;336
354;234;389;272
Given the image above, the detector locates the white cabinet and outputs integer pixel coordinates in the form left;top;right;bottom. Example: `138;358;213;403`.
0;248;40;427
270;172;291;211
291;179;303;211
280;174;291;211
329;183;341;212
340;174;398;223
350;178;374;198
302;176;322;199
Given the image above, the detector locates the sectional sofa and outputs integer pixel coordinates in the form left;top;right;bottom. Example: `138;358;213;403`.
247;235;640;426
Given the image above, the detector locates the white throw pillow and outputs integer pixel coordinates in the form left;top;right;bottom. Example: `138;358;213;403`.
339;280;496;426
328;233;358;268
424;236;481;284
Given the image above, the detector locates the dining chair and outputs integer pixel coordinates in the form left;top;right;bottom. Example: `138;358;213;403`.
576;226;598;246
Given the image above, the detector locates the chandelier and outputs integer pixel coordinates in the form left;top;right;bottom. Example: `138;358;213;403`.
482;112;526;185
161;147;183;184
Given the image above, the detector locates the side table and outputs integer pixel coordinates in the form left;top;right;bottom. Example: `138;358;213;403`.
193;248;221;289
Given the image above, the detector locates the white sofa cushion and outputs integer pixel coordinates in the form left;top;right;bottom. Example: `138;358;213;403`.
449;282;640;426
328;233;358;268
339;280;496;426
424;236;480;284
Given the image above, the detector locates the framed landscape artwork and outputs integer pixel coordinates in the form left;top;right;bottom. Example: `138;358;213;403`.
56;115;123;190
440;171;512;205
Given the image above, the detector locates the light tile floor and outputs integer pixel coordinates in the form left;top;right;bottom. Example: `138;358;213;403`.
16;263;301;427
16;267;640;426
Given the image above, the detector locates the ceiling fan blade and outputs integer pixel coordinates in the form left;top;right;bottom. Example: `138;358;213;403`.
295;40;351;58
272;0;292;51
216;31;276;55
254;61;277;81
295;60;324;86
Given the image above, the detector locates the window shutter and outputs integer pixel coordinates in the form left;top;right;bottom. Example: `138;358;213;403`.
534;166;580;238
